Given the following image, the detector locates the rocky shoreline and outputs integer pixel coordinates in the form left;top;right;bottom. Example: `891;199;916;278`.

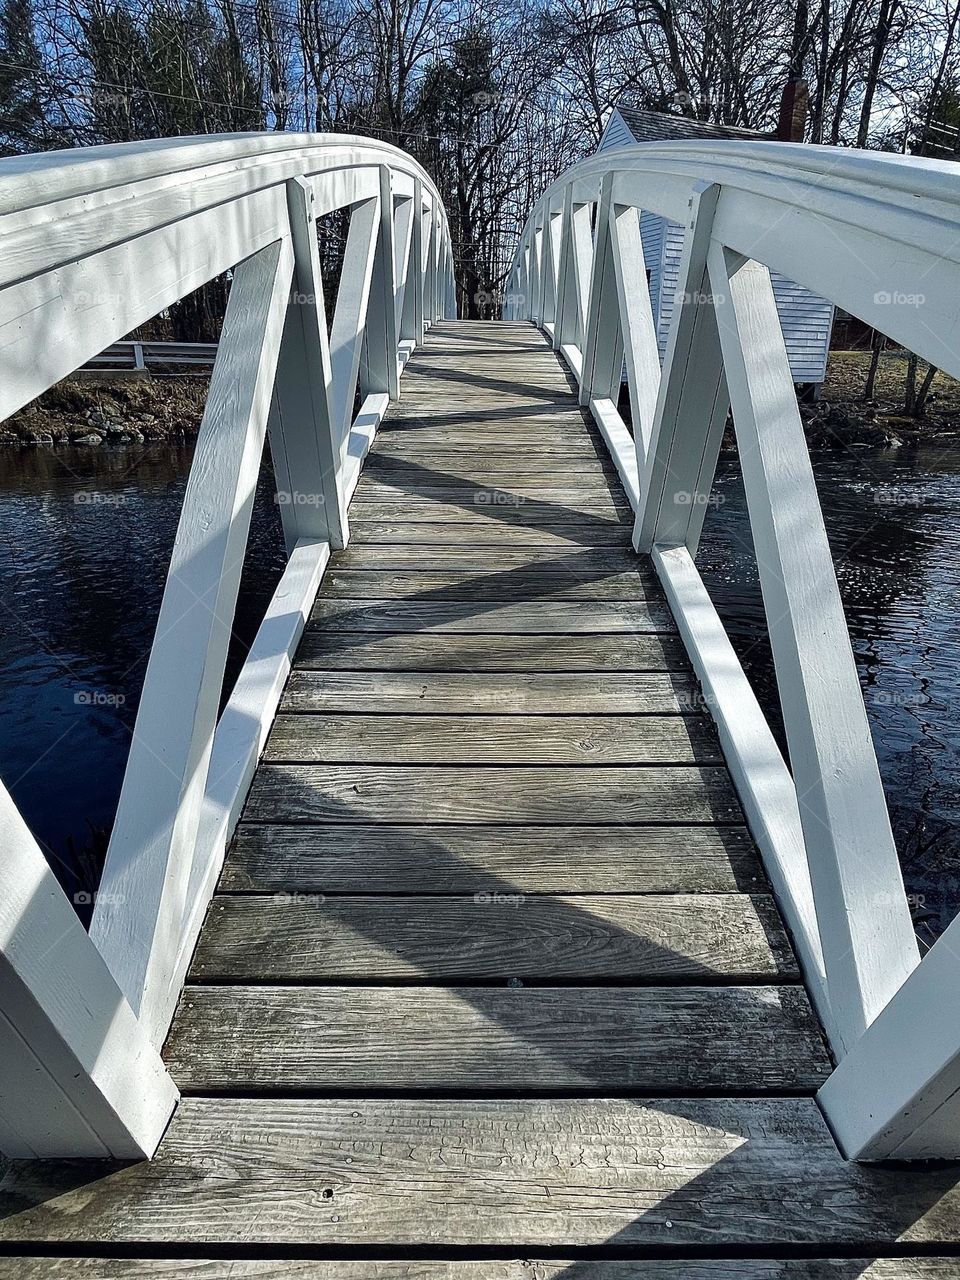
3;376;208;448
5;357;960;453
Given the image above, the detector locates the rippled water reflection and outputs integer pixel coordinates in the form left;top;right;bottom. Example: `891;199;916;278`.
698;445;960;942
0;444;284;902
0;441;958;938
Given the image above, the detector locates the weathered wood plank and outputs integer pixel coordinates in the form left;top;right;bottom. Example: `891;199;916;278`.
191;893;796;981
6;1096;959;1247
280;672;697;714
360;471;620;490
222;823;765;894
375;432;618;451
265;713;720;763
354;484;628;508
373;436;610;458
363;454;617;479
309;599;674;633
245;764;743;824
3;1260;958;1279
320;569;656;601
165;986;827;1092
294;631;690;671
345;501;631;525
348;521;631;546
330;545;643;572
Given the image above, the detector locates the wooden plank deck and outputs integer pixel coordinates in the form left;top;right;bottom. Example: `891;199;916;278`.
2;321;960;1274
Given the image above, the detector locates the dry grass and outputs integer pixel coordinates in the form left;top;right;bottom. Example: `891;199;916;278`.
824;350;960;420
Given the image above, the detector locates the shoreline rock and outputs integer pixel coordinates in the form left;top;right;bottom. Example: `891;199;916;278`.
2;376;208;448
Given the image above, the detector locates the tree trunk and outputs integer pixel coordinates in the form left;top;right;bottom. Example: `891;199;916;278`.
857;0;898;147
864;329;884;400
913;362;938;418
903;350;918;415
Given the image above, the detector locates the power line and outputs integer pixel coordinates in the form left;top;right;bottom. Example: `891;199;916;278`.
0;56;557;146
0;57;266;114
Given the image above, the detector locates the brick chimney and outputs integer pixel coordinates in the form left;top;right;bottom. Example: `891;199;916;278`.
777;78;809;141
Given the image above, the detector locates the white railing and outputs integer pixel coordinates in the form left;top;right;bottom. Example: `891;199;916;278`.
0;133;454;1158
506;141;960;1161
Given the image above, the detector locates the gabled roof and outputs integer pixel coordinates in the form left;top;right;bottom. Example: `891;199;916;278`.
613;104;773;144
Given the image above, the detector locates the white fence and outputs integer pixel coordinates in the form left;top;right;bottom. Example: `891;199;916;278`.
506;141;960;1161
0;133;454;1158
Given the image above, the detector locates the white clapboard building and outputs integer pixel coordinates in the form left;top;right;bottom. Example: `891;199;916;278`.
599;104;835;387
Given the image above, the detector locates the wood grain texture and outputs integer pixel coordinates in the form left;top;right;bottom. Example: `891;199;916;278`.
320;568;657;601
191;893;796;980
374;435;610;457
221;823;765;893
3;1261;959;1279
356;478;625;501
245;764;743;824
165;985;827;1091
347;521;631;546
363;454;617;479
264;713;720;763
295;631;690;671
280;672;698;714
330;545;639;571
309;599;674;633
3;1096;959;1247
342;500;631;526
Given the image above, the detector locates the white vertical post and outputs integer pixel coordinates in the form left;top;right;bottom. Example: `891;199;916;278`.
430;206;442;322
268;176;347;555
328;194;380;451
0;782;177;1158
707;240;919;1050
541;206;562;330
553;188;575;350
91;239;294;1044
422;203;435;328
400;179;424;345
558;197;593;358
393;194;414;337
523;239;534;321
360;166;400;400
635;182;727;554
417;196;430;336
608;198;660;467
446;229;457;319
531;219;545;325
579;175;622;408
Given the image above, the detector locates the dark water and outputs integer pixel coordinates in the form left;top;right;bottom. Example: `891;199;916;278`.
0;444;285;902
698;444;960;944
0;440;958;939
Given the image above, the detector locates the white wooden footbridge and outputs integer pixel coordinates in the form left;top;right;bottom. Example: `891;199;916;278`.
2;133;960;1274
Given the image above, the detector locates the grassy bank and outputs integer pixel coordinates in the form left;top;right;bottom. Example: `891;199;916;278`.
806;349;960;448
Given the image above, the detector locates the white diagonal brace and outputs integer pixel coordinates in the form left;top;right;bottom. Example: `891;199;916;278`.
91;237;294;1044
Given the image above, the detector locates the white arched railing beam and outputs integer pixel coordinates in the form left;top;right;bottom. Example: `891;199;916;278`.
0;186;288;424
